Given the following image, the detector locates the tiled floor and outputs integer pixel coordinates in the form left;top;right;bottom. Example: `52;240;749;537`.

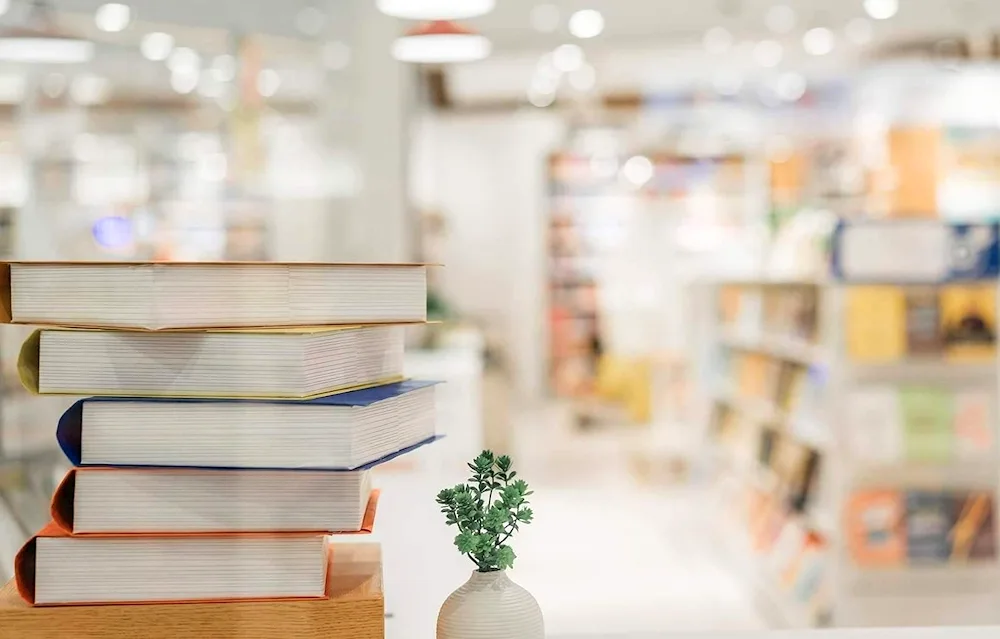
367;404;767;639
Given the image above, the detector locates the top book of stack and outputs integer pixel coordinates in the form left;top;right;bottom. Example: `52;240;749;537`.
0;261;429;330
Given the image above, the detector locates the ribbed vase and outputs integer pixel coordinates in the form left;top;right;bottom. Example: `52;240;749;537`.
436;570;544;639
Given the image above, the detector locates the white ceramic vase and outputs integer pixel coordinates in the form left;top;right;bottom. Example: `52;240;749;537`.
437;570;544;639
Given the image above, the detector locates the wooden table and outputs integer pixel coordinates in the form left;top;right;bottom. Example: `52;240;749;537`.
0;542;383;639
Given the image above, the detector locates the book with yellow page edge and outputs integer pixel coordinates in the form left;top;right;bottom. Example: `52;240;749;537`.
0;543;384;639
0;260;430;330
18;325;409;398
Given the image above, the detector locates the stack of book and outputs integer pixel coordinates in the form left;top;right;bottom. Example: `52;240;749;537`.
0;261;437;639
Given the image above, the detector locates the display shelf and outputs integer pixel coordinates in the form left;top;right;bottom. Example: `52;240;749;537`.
825;219;1000;628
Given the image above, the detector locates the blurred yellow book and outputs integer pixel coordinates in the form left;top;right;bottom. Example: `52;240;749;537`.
940;284;997;362
845;286;906;362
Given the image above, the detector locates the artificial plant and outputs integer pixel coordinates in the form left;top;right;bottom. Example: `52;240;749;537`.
436;450;534;572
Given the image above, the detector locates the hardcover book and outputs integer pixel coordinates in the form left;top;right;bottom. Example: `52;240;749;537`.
904;287;943;355
899;387;953;462
56;381;440;470
906;490;952;564
1;261;428;330
952;392;994;459
845;387;903;463
845;286;906;362
948;491;996;562
844;490;906;567
940;284;997;361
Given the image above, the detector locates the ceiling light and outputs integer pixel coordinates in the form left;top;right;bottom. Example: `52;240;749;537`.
845;18;873;45
803;27;834;55
140;31;173;61
167;46;199;73
568;9;604;39
765;5;796;34
703;26;733;54
377;0;494;20
552;43;583;72
257;68;281;97
210;54;235;82
864;0;898;20
530;4;560;33
0;34;93;63
775;71;806;101
170;69;198;95
392;21;491;64
528;89;555;108
322;41;351;70
568;64;596;92
70;74;110;104
622;155;654;187
0;0;9;17
295;6;327;36
94;3;130;33
754;39;783;67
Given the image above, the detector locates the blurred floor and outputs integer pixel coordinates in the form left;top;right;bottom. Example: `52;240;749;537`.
367;401;767;639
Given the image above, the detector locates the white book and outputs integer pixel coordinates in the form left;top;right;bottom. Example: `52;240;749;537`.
53;468;376;535
21;325;405;398
3;261;427;329
18;532;327;605
845;387;903;463
58;381;438;470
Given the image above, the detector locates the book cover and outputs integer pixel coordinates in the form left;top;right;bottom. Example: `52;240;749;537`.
787;449;821;514
953;392;994;459
845;286;907;362
758;428;779;468
941;284;997;361
899;387;953;462
789;288;819;343
906;490;952;564
948;491;996;562
904;287;943;355
844;490;905;567
845;387;903;463
789;534;828;605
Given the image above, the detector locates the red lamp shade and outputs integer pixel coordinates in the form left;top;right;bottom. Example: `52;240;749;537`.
392;21;491;64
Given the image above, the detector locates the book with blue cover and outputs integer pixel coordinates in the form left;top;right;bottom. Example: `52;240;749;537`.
57;380;441;470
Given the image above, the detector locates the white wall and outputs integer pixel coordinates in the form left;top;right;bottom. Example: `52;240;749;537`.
410;110;565;400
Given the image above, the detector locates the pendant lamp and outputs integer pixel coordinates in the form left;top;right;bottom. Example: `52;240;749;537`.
0;0;93;63
377;0;494;20
392;21;491;64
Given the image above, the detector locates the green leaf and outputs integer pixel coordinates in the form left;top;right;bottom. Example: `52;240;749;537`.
496;545;516;570
516;508;534;523
454;532;479;554
496;455;512;472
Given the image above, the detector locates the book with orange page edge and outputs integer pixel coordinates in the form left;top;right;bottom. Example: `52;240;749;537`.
13;492;380;606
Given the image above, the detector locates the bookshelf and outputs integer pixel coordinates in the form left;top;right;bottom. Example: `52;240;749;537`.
827;220;1000;628
705;278;834;628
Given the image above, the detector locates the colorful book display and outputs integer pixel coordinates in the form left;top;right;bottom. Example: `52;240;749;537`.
0;261;435;635
845;489;997;567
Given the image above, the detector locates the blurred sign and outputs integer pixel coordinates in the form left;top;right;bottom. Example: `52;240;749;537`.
831;221;1000;282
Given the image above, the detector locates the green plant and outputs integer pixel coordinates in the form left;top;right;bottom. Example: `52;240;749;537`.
436;450;534;572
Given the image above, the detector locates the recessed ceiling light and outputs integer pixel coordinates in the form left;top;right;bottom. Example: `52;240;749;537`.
377;0;494;20
167;47;199;74
140;31;173;61
863;0;898;20
94;3;130;33
568;9;604;39
622;156;654;187
753;39;783;67
392;21;491;64
170;69;198;95
803;27;834;55
530;4;560;33
703;27;733;54
552;44;584;72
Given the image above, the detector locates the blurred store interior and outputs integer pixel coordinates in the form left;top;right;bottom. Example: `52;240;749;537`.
3;0;1000;636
